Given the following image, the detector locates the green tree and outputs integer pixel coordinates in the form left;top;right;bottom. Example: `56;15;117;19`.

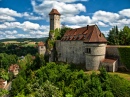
32;53;45;70
0;68;9;80
11;75;26;96
107;26;119;45
119;26;130;45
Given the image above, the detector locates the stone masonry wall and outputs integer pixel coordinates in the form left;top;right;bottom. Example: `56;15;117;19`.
106;45;129;66
56;40;85;64
106;45;120;58
85;43;106;70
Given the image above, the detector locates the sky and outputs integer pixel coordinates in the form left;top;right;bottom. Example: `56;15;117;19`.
0;0;130;39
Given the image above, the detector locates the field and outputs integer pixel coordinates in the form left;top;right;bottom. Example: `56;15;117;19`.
85;71;130;81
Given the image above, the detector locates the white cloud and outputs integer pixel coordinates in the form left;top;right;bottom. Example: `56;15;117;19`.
36;0;89;3
26;16;43;20
0;8;22;22
119;9;130;18
0;15;16;22
61;15;91;25
0;21;40;31
0;8;22;17
5;30;17;35
22;21;40;31
31;0;86;18
0;8;44;22
92;10;120;23
101;30;109;37
45;0;88;3
96;21;108;27
30;30;49;37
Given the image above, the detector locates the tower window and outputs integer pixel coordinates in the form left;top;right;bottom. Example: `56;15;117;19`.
86;48;91;54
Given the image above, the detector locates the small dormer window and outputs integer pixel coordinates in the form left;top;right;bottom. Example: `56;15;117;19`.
86;48;91;54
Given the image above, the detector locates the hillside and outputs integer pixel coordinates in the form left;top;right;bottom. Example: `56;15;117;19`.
0;37;48;43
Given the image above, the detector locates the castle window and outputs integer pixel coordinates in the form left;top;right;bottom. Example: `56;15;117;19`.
41;46;43;48
86;48;91;54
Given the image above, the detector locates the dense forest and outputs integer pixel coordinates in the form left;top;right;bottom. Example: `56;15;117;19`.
9;54;130;97
0;43;37;56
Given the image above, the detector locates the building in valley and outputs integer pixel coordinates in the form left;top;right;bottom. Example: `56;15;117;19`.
38;41;46;56
8;64;19;76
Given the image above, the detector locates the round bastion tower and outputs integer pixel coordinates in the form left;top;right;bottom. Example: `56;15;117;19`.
84;25;107;70
85;43;107;70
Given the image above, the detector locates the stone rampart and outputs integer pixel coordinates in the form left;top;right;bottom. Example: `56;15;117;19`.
56;40;85;64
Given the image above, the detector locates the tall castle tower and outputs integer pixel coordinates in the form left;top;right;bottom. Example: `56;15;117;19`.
49;9;61;31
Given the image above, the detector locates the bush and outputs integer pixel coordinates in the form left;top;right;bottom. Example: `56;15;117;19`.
118;47;130;70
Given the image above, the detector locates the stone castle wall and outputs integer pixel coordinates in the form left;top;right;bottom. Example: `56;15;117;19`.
56;41;128;70
106;45;120;58
106;45;128;66
56;40;86;64
56;41;106;69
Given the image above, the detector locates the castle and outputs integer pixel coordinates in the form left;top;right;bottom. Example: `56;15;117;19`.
39;9;120;72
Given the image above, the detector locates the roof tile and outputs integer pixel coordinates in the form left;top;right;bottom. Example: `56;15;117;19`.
49;9;60;15
61;25;107;43
38;41;45;46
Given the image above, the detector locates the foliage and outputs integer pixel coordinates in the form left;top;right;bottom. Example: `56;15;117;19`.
10;61;130;97
107;26;130;45
31;53;45;70
118;47;130;69
0;89;8;96
10;75;27;96
60;27;71;39
119;26;130;45
107;26;119;45
0;44;37;56
0;68;9;80
0;53;17;69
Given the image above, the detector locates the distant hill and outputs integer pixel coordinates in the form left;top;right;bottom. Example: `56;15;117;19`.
0;37;48;42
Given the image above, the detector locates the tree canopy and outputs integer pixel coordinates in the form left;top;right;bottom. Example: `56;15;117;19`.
107;26;130;45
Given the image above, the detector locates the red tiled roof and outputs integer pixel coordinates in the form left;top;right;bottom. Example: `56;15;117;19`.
101;58;117;63
61;25;107;43
0;78;6;89
49;9;60;15
8;64;19;72
38;42;45;46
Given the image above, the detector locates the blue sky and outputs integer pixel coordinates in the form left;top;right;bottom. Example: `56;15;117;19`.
0;0;130;39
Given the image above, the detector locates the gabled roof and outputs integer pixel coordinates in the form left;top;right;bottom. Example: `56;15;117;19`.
38;41;45;46
61;25;107;43
49;9;60;15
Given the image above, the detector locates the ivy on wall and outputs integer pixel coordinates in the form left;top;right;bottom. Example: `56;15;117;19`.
118;47;130;69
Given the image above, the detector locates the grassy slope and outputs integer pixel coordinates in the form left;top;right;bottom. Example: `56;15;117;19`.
85;71;130;81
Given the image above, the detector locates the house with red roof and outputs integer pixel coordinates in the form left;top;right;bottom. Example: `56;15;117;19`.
0;78;7;89
8;64;19;76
